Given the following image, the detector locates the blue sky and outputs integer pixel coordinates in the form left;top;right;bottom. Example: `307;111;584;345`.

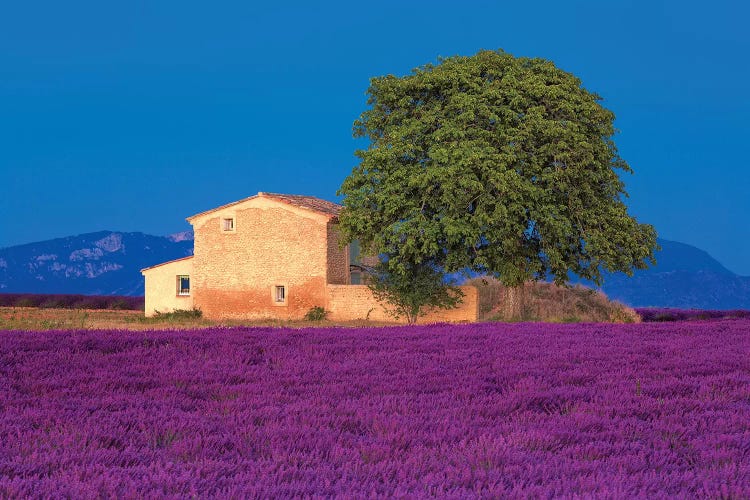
1;0;748;274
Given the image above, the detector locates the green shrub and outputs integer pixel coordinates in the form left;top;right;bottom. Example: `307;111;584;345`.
153;308;203;320
39;299;66;309
304;306;328;321
109;299;130;310
653;313;678;322
14;298;35;308
562;316;582;323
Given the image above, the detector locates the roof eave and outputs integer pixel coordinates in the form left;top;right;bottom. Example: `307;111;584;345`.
185;192;341;224
185;195;260;223
140;255;194;273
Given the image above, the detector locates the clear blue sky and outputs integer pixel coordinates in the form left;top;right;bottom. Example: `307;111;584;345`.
1;0;748;274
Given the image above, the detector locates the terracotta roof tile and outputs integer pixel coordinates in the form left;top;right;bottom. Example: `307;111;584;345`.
261;193;342;218
186;192;342;222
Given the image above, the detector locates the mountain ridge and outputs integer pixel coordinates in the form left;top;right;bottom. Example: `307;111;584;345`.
573;238;749;309
0;231;193;296
0;232;747;309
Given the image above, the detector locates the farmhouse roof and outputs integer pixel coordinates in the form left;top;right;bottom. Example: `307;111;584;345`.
186;192;342;222
140;255;194;273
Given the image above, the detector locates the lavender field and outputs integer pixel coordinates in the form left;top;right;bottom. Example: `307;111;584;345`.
636;308;750;322
1;321;749;497
0;293;144;311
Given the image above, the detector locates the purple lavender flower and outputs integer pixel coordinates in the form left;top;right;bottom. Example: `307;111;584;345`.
1;321;748;497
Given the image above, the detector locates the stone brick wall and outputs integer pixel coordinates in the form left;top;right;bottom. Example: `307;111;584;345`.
326;222;349;285
141;257;194;317
191;198;332;320
325;285;478;323
169;193;480;324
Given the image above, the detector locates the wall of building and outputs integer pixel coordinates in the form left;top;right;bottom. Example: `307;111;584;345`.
325;285;478;323
141;257;194;317
190;198;332;320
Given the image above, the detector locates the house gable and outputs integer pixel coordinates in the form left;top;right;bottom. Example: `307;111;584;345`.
186;192;340;230
140;256;194;316
188;193;345;319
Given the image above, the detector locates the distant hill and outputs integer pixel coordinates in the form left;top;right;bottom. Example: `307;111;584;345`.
0;232;748;309
576;239;750;310
0;231;193;296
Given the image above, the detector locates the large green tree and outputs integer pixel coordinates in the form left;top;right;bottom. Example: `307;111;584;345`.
338;49;657;318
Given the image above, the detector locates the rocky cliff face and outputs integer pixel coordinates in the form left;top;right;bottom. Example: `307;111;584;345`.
0;231;193;296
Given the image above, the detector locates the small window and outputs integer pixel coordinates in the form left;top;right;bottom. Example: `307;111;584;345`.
222;218;235;232
271;284;288;306
177;275;190;296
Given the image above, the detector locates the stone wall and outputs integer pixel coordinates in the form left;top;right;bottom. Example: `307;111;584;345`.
190;199;332;320
325;285;478;323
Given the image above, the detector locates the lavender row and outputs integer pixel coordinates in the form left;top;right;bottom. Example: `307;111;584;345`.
0;293;144;310
1;321;749;497
636;307;750;322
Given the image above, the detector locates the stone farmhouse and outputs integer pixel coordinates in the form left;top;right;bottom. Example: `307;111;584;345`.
141;192;478;323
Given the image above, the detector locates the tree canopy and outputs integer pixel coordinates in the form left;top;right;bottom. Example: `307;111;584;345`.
338;49;657;290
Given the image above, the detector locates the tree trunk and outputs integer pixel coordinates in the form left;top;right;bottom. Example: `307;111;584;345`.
407;306;419;324
504;286;522;320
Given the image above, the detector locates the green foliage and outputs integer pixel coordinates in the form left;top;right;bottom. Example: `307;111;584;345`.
561;316;582;323
653;313;678;322
304;306;328;321
367;260;464;324
338;49;658;289
153;308;203;320
109;299;130;310
14;298;35;308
